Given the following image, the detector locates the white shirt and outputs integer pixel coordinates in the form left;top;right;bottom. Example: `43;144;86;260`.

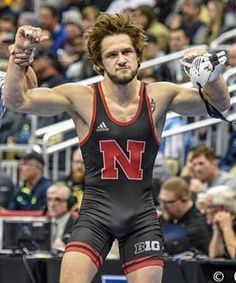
51;212;71;243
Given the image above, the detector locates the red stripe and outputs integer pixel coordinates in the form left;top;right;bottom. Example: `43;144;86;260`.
65;246;100;269
80;86;97;146
65;241;103;268
124;256;151;267
145;94;160;146
98;81;144;126
123;259;164;274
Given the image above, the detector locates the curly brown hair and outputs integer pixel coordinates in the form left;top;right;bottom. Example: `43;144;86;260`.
85;13;147;74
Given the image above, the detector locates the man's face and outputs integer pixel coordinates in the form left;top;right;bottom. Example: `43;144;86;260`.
19;160;42;182
181;2;199;21
159;189;183;220
191;155;215;182
100;34;139;85
47;189;68;218
39;7;56;30
169;30;189;52
205;196;224;224
72;151;85;182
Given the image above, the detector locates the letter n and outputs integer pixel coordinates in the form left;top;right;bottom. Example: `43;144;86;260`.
99;140;145;180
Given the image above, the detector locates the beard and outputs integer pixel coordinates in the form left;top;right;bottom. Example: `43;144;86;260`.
105;67;138;85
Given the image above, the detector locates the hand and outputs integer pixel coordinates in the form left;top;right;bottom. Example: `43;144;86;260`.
52;238;66;250
189;178;204;193
180;48;226;88
214;211;233;231
182;47;208;63
15;25;48;51
12;26;49;67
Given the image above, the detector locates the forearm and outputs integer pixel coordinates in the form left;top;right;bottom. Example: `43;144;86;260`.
209;229;225;258
203;75;230;112
3;55;29;111
222;227;236;259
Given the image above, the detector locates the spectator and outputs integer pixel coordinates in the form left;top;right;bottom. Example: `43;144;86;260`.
159;116;193;171
154;0;181;26
166;27;190;84
137;34;169;82
206;0;225;44
0;14;16;71
47;181;77;251
223;0;236;32
151;153;173;206
133;5;170;51
206;186;236;259
8;152;52;210
59;10;86;82
32;48;69;128
181;144;206;180
39;4;68;54
61;149;85;210
81;5;100;31
170;0;208;45
0;109;25;143
159;176;210;256
33;48;66;88
189;145;236;195
17;11;40;27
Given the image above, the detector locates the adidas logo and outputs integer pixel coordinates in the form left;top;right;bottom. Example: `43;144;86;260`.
96;122;109;132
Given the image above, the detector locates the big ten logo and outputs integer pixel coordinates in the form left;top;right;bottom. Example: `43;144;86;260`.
134;241;160;254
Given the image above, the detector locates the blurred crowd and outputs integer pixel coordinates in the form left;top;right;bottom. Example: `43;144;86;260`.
0;0;236;260
0;0;236;144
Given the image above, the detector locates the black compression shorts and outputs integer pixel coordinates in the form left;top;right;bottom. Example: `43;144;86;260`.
65;216;164;274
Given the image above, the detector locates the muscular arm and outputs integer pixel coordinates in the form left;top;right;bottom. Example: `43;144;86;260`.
149;75;229;123
4;55;73;116
3;26;75;117
150;47;230;120
170;75;230;115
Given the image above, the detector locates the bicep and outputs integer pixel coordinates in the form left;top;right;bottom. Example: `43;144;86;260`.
22;86;72;116
169;85;206;116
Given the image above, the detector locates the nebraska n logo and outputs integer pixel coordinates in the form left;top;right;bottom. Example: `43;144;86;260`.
99;140;145;180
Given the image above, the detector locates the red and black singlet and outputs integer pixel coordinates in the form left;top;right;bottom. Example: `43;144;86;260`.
79;81;160;237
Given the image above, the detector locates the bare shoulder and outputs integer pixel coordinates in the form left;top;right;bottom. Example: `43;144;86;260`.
146;82;182;115
54;82;95;122
54;82;94;101
146;81;181;99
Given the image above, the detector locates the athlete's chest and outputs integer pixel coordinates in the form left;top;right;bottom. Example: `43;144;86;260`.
104;101;140;122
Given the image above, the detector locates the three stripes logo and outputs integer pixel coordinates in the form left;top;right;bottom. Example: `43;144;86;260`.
96;122;109;132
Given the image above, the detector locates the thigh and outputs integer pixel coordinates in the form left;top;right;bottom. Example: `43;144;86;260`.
127;265;163;283
119;221;164;275
65;219;114;270
60;252;97;283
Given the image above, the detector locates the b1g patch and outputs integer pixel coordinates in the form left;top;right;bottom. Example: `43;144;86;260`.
134;240;161;254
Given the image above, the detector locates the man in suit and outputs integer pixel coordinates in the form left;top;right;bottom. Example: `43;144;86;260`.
47;181;77;251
